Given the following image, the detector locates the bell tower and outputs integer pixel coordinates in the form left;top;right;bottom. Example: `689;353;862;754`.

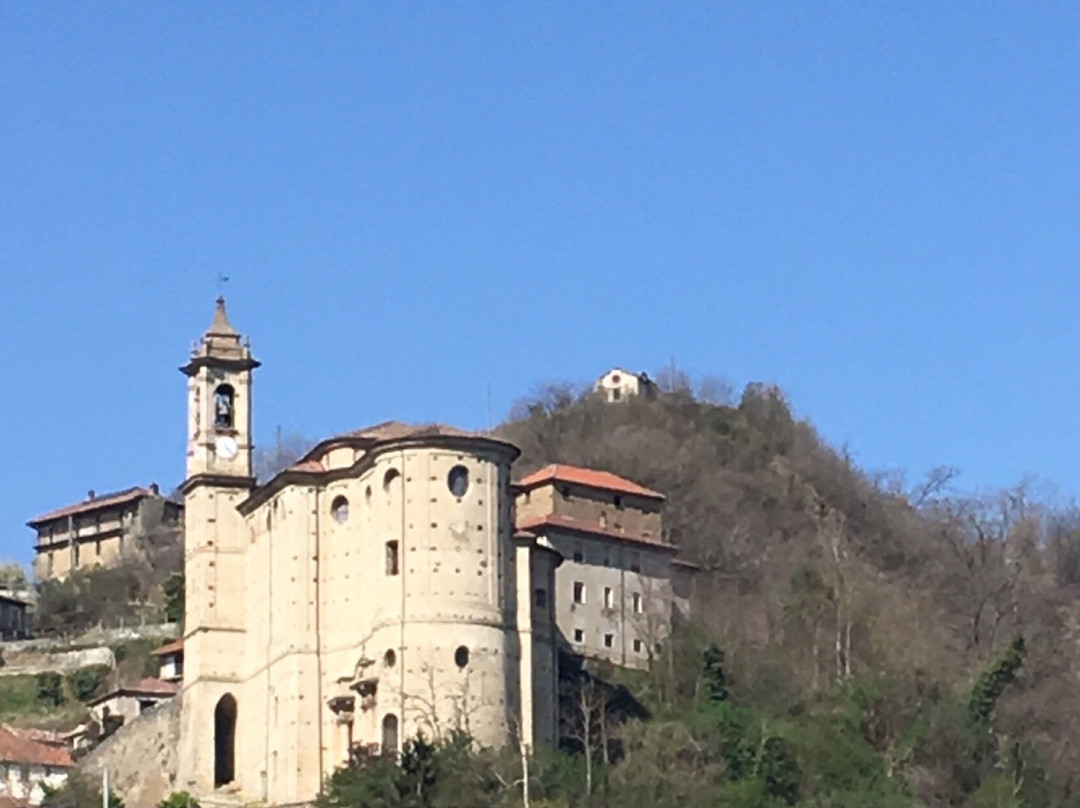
182;296;258;480
178;297;259;795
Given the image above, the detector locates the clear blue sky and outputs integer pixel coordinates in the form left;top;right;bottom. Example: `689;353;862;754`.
2;4;1079;566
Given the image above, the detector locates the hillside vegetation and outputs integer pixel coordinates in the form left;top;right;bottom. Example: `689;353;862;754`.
325;379;1080;808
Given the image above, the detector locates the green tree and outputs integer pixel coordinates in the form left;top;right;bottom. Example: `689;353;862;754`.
163;572;185;625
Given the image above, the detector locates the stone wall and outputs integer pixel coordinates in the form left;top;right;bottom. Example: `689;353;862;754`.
81;694;181;808
0;646;115;676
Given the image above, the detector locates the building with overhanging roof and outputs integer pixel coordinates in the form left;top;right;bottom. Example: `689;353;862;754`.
515;464;689;668
28;485;182;583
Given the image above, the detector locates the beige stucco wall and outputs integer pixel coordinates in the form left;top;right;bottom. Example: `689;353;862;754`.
0;762;68;806
180;433;538;805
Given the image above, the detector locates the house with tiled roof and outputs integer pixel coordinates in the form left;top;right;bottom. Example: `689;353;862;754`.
88;678;180;734
515;464;691;669
0;726;72;806
28;484;183;582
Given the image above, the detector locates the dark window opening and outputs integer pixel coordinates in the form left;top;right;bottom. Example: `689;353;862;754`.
448;466;469;498
214;694;237;787
604;633;614;648
573;582;585;604
384;649;396;668
614;495;623;509
534;589;547;609
385;541;399;576
454;646;470;668
573;629;584;643
214;385;235;430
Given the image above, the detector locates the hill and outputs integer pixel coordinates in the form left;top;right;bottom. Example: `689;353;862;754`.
492;379;1080;806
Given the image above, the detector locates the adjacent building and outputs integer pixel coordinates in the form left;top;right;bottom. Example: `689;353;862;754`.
594;368;657;403
176;300;561;805
153;639;184;683
29;486;183;582
88;679;180;733
0;726;72;807
515;464;683;669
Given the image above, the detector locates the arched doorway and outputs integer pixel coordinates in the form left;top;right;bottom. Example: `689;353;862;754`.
382;714;399;756
214;694;237;787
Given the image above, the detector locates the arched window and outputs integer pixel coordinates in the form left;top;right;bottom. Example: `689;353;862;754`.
214;385;235;430
447;466;469;498
383;468;401;493
331;496;349;524
214;694;237;787
382;714;399;755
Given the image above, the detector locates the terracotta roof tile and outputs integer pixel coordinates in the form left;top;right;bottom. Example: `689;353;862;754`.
342;420;487;442
151;639;184;657
515;513;674;550
516;464;664;500
28;486;158;527
89;678;180;706
288;460;325;473
0;727;72;767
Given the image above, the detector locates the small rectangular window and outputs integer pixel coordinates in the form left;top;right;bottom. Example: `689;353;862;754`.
633;639;643;653
573;549;584;563
630;553;641;573
604;633;614;648
603;587;614;610
614;495;623;509
603;555;610;567
385;541;400;576
633;593;643;614
612;388;621;401
573;628;584;643
573;581;585;604
534;589;547;609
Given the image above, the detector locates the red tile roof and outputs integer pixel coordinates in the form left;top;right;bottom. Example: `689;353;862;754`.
89;678;180;706
515;514;674;550
516;464;664;500
28;486;159;527
151;639;184;657
342;420;488;442
0;727;72;767
288;460;325;473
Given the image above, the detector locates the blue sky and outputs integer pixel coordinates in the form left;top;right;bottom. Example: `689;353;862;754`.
2;4;1080;565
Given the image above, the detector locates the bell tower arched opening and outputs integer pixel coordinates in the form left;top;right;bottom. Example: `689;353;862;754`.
214;694;237;787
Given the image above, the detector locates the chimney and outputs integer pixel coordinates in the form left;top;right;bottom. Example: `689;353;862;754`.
87;489;95;501
149;483;160;496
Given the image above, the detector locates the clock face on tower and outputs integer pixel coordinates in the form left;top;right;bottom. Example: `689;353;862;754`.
216;436;239;460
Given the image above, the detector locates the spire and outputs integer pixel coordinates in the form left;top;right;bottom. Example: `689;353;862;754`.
207;296;238;337
181;296;259;376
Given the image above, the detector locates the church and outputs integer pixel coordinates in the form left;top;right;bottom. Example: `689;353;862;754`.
177;299;561;803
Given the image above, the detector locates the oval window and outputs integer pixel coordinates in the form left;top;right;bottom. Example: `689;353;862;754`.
383;468;401;493
447;466;469;498
331;496;349;524
454;646;469;669
384;649;396;668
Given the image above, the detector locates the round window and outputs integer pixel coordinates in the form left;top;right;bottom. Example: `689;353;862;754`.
331;496;349;524
448;466;469;498
384;649;396;668
454;646;469;669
